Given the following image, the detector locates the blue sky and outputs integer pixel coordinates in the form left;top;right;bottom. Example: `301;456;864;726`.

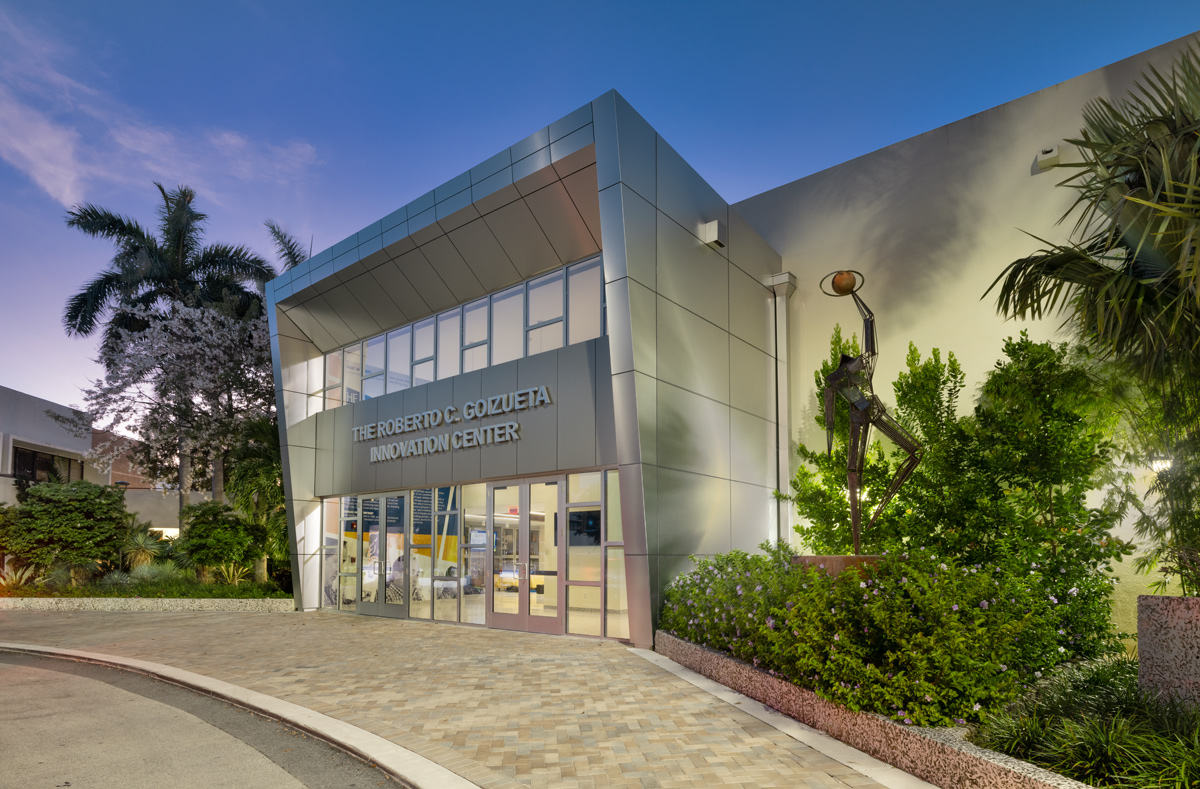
2;1;1199;407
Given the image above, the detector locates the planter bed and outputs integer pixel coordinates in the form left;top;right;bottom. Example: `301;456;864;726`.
0;597;295;612
655;630;1087;789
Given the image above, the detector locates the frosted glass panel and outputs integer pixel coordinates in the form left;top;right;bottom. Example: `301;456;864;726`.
568;585;602;636
568;472;602;503
606;548;629;639
606;470;622;542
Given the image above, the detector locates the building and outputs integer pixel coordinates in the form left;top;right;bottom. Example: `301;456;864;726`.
0;386;186;537
267;35;1195;647
0;385;102;502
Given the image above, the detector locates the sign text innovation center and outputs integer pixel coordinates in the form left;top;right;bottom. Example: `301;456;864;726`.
354;385;552;463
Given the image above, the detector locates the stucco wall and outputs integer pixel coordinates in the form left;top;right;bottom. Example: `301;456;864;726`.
734;35;1197;518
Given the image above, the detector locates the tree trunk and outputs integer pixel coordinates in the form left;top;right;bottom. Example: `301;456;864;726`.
211;450;225;505
197;565;211;584
254;555;268;584
178;438;192;530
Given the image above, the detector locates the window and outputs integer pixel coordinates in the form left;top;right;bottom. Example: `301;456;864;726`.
412;317;435;387
386;326;412;393
12;447;82;483
462;298;489;373
491;285;523;365
362;335;386;399
526;270;564;355
343;344;362;404
303;256;604;417
436;309;460;380
568;258;603;344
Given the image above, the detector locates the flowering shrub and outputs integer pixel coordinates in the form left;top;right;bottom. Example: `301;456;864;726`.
786;333;1132;662
660;544;1063;726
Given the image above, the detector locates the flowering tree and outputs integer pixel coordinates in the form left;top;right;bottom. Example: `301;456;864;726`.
64;303;274;523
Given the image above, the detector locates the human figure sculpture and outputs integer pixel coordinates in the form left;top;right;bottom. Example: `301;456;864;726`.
820;270;924;555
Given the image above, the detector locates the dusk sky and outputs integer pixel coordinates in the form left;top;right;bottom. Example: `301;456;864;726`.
2;1;1199;408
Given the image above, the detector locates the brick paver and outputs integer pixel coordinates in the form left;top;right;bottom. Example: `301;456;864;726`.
0;611;884;788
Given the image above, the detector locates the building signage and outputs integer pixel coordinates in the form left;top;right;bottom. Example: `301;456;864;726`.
354;385;552;463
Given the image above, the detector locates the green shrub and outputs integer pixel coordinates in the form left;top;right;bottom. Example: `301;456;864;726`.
0;482;127;571
3;575;288;599
973;656;1200;787
178;502;253;568
660;544;1059;725
98;569;133;587
786;333;1132;662
129;561;185;584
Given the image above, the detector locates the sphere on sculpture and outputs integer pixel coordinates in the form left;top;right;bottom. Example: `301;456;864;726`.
831;270;857;295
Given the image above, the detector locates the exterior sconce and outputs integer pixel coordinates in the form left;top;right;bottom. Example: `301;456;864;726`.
700;219;727;249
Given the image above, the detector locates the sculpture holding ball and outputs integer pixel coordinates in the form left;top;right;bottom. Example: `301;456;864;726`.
813;270;924;558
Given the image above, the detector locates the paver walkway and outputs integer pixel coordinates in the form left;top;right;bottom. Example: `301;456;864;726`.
0;611;886;788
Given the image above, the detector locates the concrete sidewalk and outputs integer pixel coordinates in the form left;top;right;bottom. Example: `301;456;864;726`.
0;611;932;788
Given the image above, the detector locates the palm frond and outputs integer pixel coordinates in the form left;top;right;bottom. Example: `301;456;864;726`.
62;269;126;336
265;220;308;272
192;244;273;286
991;39;1200;386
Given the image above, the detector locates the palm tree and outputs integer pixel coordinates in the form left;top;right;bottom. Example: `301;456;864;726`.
64;183;274;354
988;41;1200;591
988;43;1200;387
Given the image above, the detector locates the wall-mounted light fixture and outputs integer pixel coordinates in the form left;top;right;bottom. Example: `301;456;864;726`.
1036;145;1060;170
700;219;727;249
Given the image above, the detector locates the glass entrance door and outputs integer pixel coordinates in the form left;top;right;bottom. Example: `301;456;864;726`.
356;494;407;619
489;479;564;634
358;496;382;615
381;495;407;617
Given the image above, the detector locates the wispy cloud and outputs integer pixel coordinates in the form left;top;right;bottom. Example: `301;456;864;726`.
0;6;320;209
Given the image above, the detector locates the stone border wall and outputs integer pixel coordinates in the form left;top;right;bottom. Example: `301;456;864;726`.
1139;595;1200;706
0;597;296;612
655;631;1087;789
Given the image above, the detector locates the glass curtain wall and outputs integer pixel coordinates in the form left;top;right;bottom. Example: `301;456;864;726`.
308;256;603;414
318;468;628;639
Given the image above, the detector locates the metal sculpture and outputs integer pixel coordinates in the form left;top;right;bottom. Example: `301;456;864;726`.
819;270;923;555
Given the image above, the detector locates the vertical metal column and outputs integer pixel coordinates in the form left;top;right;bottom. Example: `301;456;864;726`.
766;272;796;547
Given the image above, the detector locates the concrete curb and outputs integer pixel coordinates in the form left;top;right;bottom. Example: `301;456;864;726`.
0;641;478;789
655;631;1088;789
0;597;296;612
